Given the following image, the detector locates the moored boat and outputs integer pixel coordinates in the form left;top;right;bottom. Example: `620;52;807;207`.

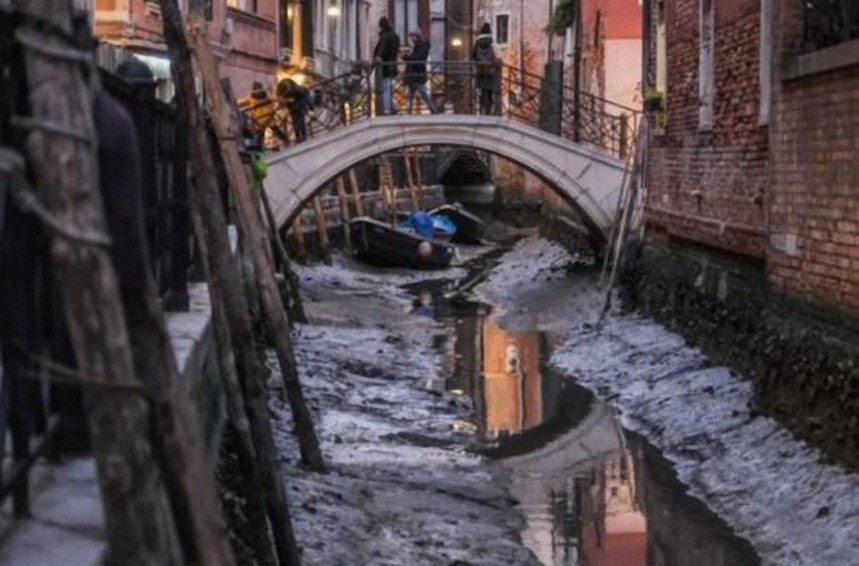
350;217;456;269
396;211;457;242
429;203;485;244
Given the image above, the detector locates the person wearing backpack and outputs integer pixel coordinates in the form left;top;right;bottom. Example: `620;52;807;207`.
472;23;500;115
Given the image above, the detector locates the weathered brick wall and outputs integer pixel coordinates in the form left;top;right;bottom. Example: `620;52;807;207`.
768;0;859;313
646;0;768;258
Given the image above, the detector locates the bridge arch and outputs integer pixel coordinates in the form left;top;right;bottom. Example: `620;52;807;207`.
264;115;627;239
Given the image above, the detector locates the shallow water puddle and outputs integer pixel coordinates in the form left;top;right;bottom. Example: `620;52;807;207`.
405;280;762;566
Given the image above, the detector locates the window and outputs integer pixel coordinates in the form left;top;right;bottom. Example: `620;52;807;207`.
393;0;419;40
495;14;509;45
803;0;859;52
699;0;715;130
227;0;257;13
189;0;213;20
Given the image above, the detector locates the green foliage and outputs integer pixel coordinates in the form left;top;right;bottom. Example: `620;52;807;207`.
643;89;665;111
545;0;579;35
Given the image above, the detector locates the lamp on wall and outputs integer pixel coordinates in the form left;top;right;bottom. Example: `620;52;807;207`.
451;37;463;47
327;1;341;17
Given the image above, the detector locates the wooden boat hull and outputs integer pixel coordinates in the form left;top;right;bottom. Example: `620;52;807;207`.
429;204;486;244
350;217;456;269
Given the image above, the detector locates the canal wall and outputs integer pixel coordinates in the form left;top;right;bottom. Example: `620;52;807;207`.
621;234;859;473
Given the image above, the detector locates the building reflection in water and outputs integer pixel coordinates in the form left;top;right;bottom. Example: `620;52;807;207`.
454;316;760;566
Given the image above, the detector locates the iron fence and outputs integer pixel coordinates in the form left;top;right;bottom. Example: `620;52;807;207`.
240;60;640;161
102;70;194;311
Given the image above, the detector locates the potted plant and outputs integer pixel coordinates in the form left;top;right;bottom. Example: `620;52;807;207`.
644;89;665;112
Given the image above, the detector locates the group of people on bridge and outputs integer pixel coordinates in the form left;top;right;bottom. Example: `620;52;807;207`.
241;17;504;150
374;17;502;117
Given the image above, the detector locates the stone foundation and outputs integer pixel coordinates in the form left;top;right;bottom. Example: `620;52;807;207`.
622;235;859;472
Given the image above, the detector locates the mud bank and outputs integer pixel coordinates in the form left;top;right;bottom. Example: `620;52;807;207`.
474;239;859;566
269;253;540;566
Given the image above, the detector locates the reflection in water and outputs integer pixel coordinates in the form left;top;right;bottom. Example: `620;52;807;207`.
413;290;761;566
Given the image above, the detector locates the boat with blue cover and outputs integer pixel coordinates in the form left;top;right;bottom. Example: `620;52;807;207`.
350;216;456;269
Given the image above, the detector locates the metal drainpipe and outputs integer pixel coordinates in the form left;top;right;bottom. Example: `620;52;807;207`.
518;0;524;77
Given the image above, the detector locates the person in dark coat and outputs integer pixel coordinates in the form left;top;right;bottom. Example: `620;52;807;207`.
373;16;401;115
403;29;438;114
277;78;313;142
472;22;501;116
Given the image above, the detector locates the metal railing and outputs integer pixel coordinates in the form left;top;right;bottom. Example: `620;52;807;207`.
802;0;859;52
102;70;195;311
240;60;640;160
0;66;198;519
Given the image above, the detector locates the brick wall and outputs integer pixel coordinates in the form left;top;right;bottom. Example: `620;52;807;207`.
645;0;768;259
767;0;859;312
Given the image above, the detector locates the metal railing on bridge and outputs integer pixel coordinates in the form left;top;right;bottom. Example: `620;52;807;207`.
240;60;640;161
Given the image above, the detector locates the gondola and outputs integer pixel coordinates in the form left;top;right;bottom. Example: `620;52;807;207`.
428;203;486;244
350;217;456;269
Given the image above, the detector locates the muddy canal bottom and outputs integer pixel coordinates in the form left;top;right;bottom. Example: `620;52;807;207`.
405;277;761;566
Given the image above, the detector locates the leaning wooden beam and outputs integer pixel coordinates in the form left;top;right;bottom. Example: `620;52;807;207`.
260;188;309;324
15;3;185;564
159;3;305;565
188;20;326;473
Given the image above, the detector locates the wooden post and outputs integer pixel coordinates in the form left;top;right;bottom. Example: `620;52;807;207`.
312;193;331;261
160;5;306;566
189;22;325;473
16;4;185;564
259;189;308;324
413;153;424;206
404;152;419;209
349;169;365;216
336;175;352;250
290;219;307;262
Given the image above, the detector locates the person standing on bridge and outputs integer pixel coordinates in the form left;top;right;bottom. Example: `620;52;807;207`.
277;78;313;143
472;23;501;116
374;16;401;115
403;29;438;115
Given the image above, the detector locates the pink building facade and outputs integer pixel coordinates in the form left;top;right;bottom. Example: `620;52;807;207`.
94;0;279;95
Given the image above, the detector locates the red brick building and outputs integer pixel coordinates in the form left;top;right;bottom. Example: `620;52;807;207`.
768;0;859;312
643;0;769;259
642;0;859;315
636;1;859;471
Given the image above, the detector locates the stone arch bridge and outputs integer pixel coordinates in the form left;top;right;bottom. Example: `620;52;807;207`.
264;114;627;240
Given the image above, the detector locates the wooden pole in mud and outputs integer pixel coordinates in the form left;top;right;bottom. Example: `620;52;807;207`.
413;153;424;206
161;6;308;566
336;175;353;250
312;193;332;261
404;152;419;209
188;21;326;474
259;189;308;324
291;219;307;261
349;169;366;216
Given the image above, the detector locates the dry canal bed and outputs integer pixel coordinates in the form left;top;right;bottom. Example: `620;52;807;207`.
269;237;859;566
